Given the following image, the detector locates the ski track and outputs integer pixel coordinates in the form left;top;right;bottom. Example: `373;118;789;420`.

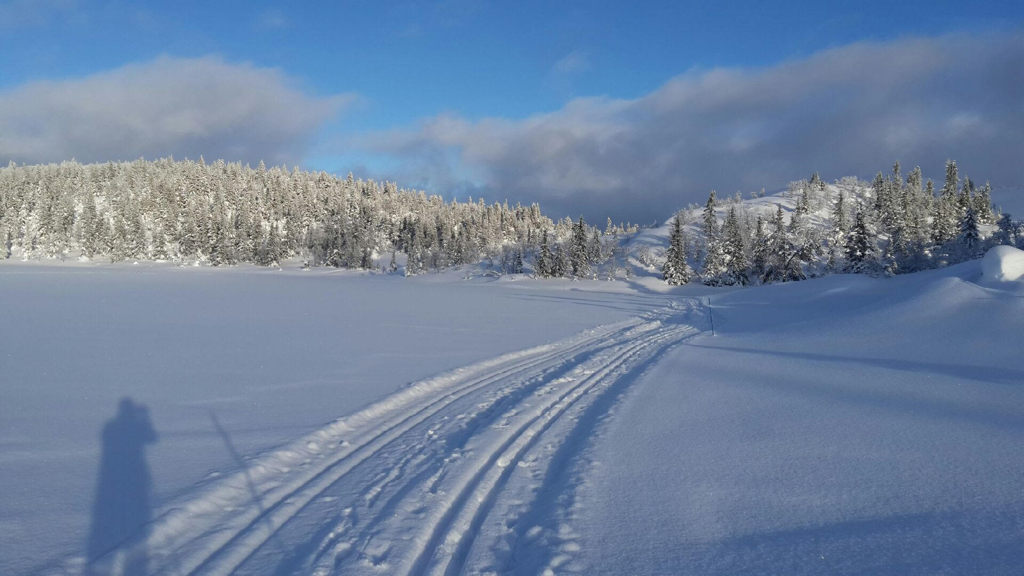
67;300;703;576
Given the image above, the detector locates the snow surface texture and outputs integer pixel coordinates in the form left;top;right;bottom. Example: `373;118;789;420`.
576;262;1024;575
0;263;669;575
3;256;1023;575
982;245;1024;282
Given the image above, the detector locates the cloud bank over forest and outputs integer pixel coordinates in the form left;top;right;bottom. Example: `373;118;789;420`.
1;32;1022;222
357;32;1024;222
0;56;352;168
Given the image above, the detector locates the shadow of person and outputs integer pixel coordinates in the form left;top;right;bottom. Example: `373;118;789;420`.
85;397;158;576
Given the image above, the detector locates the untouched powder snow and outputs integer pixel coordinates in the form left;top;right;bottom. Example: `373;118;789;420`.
572;261;1024;575
982;245;1024;282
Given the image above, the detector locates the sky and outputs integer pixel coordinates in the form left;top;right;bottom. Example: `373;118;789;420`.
1;0;1023;222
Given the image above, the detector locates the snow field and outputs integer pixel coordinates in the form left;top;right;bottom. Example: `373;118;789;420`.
0;262;664;576
5;238;1022;575
573;260;1024;575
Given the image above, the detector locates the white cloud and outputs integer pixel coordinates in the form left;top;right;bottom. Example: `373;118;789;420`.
356;32;1024;223
0;56;355;167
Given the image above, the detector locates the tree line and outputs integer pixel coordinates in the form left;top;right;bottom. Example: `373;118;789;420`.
0;158;637;274
3;157;1019;286
662;161;1024;286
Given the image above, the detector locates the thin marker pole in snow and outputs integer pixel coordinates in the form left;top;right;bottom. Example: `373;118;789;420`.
708;297;715;336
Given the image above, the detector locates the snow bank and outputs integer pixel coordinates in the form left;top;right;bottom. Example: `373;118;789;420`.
982;245;1024;282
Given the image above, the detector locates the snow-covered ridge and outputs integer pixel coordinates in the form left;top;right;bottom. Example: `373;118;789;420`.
628;168;1024;286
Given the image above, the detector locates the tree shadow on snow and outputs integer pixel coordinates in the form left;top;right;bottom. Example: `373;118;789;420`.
85;397;158;576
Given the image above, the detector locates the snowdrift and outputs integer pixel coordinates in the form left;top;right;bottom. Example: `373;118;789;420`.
982;245;1024;282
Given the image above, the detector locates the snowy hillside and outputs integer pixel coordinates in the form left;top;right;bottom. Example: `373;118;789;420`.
627;169;1022;286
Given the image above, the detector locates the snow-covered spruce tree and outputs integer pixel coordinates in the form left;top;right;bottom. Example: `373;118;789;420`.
827;189;849;271
957;206;981;258
932;160;961;244
751;215;769;282
957;177;974;220
701;190;718;244
974;182;995;224
993;213;1019;247
791;182;810;232
535;230;554;277
722;206;748;285
776;205;806;282
701;228;727;286
809;171;823;191
904;166;929;244
570;216;590;278
507;243;524;272
553;241;571;277
78;192;101;259
662;214;692;285
588;228;602;265
845;210;876;274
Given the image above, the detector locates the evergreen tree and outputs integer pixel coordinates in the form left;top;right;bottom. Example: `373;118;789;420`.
958;206;981;255
662;214;692;285
845;211;875;274
553;242;571;277
588;228;602;264
792;184;810;230
957;177;974;219
701;226;727;286
872;172;886;216
702;190;718;241
810;171;824;191
827;190;849;271
570;216;590;278
933;163;960;244
79;192;101;259
974;182;994;224
751;216;770;282
994;213;1016;246
404;226;421;276
943;159;960;201
722;206;748;285
536;230;554;277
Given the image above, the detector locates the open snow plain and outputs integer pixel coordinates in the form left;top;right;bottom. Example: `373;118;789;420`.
2;258;1023;575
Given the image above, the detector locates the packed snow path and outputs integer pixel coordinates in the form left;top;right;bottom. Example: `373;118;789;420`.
76;301;702;576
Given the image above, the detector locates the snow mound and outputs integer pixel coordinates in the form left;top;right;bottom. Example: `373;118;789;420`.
981;245;1024;282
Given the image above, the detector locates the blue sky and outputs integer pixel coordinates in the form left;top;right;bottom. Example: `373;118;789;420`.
1;0;1023;221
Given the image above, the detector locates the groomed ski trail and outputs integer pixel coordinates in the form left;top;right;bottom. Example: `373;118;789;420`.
70;300;704;576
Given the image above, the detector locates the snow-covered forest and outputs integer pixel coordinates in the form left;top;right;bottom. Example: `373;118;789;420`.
2;158;1022;288
660;161;1024;287
0;158;637;274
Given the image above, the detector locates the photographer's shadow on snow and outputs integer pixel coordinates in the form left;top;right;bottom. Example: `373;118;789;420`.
85;397;158;576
